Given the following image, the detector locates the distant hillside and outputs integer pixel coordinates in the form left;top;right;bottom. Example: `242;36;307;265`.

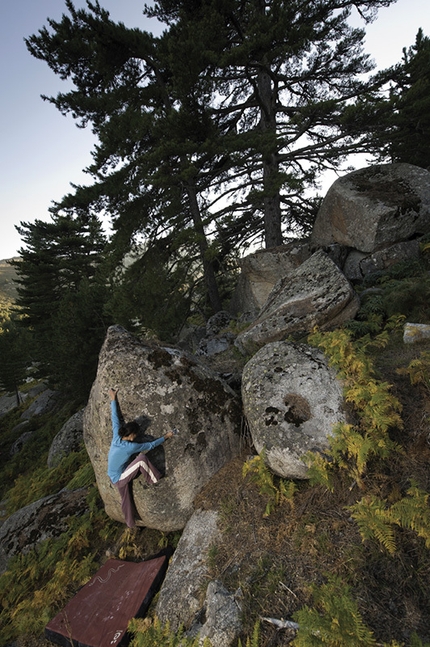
0;258;19;302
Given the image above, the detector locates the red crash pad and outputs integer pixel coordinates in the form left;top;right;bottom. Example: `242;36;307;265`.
45;555;168;647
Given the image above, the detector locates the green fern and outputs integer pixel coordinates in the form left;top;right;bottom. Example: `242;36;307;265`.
348;484;430;554
307;327;403;488
398;351;430;392
302;450;335;491
238;620;261;647
128;617;212;646
243;452;297;516
292;576;376;646
390;484;430;548
410;631;430;647
348;496;397;555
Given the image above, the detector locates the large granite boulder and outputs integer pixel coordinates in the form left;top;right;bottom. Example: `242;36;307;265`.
235;250;359;354
229;242;312;317
48;409;85;468
156;510;221;631
0;488;88;575
242;341;346;479
84;326;242;532
311;163;430;253
20;387;59;420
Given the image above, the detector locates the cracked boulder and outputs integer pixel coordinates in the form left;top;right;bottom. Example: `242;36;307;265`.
311;163;430;253
229;242;312;317
235;250;359;354
48;408;85;468
242;341;346;479
0;488;89;575
84;327;242;532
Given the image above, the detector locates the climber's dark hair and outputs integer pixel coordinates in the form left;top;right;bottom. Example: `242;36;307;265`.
119;420;140;439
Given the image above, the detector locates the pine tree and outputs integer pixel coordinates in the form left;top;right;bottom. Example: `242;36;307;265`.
25;0;398;284
149;0;398;246
10;214;108;399
0;317;32;406
350;29;430;169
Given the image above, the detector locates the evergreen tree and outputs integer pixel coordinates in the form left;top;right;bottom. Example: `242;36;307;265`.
10;214;108;400
149;0;398;247
0;317;32;406
26;1;224;313
364;29;430;168
24;0;397;299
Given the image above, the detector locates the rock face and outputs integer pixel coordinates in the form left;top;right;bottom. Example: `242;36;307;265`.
156;509;221;631
83;326;242;532
311;163;430;253
235;250;359;354
229;242;312;317
20;387;59;420
0;489;88;575
343;239;422;282
403;322;430;344
242;341;346;478
195;580;242;647
48;409;85;468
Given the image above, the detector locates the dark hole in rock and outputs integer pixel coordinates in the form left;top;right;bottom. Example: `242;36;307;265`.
265;406;280;426
284;393;311;427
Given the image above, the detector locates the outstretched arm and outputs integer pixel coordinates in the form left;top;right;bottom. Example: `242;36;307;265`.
109;389;121;437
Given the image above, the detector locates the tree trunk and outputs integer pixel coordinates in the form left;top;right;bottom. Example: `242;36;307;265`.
186;182;223;313
258;64;283;248
14;384;22;408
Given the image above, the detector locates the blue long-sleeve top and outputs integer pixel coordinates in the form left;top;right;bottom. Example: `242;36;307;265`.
107;399;166;483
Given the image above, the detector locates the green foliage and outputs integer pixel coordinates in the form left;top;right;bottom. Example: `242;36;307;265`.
242;452;297;517
370;29;430;168
6;448;92;514
292;576;376;646
0;403;77;503
398;350;430;392
106;243;192;342
351;262;430;330
410;633;430;647
349;483;430;554
238;620;261;647
306;326;403;489
128;617;212;647
11;215;109;401
0;316;33;405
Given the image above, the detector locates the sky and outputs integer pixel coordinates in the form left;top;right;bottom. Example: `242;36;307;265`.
1;0;429;261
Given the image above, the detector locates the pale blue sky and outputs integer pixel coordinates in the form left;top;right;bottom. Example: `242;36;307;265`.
1;0;429;260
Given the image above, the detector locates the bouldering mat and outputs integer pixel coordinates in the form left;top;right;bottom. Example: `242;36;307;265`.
45;555;169;647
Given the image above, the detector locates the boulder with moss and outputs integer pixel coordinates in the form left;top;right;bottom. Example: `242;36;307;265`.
235;250;359;354
311;163;430;253
242;341;346;478
83;326;242;532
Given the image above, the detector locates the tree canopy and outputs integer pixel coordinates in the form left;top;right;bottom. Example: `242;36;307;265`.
10;215;109;401
364;28;430;169
25;0;397;260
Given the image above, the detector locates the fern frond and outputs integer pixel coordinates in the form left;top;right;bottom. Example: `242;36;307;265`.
348;496;397;555
302;451;334;491
390;485;430;548
292;576;376;646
